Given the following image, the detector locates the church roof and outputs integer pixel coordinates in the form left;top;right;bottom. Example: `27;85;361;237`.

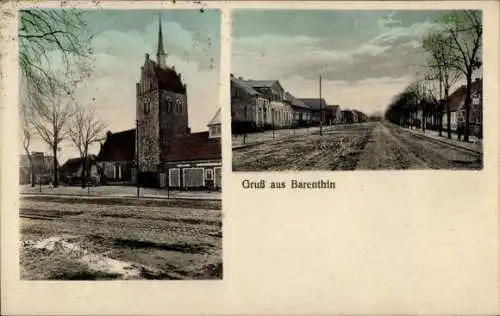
153;62;186;94
163;132;221;162
97;129;136;162
97;128;220;164
207;108;221;126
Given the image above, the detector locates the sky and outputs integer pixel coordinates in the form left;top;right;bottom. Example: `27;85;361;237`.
22;9;221;163
231;10;479;116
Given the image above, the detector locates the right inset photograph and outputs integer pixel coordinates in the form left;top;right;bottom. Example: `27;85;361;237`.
230;10;483;171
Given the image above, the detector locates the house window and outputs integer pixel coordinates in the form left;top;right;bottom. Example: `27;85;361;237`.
183;168;204;188
232;89;240;99
169;168;180;187
205;168;213;181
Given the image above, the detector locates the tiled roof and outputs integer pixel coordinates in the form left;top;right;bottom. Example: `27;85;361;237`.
284;92;310;109
97;128;220;164
163;132;221;162
446;78;482;112
327;104;340;112
208;108;221;126
297;98;328;111
61;155;97;175
247;79;278;88
231;77;262;96
97;129;136;162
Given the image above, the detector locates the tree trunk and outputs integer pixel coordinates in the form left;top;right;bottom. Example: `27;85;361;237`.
29;156;35;187
422;107;426;132
444;87;451;139
438;111;443;136
81;155;86;188
464;75;472;142
52;146;59;187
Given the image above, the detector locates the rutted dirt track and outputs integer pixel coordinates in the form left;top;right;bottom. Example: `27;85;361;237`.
232;121;483;171
20;198;222;280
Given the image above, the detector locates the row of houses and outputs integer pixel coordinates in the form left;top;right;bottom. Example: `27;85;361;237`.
230;74;368;133
392;77;483;138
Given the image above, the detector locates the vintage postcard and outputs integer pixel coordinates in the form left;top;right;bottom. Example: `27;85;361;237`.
1;1;499;316
231;10;483;172
17;8;222;280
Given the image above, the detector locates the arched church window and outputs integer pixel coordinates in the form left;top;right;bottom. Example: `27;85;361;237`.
176;98;182;113
143;95;151;113
166;96;172;112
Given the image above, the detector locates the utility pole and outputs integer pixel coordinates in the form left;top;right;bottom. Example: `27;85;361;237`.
272;108;275;140
243;104;247;145
319;75;323;136
136;119;140;198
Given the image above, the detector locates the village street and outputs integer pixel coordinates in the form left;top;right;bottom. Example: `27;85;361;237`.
232;121;483;171
20;196;222;280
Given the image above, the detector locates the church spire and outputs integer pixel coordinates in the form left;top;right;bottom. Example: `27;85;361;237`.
156;13;166;68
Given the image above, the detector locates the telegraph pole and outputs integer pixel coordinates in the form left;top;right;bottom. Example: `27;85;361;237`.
272;108;275;140
136;119;140;198
319;75;323;136
243;105;247;145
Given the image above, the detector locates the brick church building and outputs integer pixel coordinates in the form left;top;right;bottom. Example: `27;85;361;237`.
98;17;221;190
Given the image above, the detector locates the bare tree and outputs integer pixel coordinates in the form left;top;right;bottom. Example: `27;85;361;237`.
440;11;482;142
20;96;35;186
19;9;94;97
19;9;95;187
68;103;107;188
422;31;462;139
30;83;75;187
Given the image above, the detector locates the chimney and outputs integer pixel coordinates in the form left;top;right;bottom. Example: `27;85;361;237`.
230;73;234;78
145;53;150;60
106;131;112;139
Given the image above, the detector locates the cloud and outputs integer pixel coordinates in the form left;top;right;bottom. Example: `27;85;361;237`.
232;19;436;84
26;18;219;164
231;13;447;119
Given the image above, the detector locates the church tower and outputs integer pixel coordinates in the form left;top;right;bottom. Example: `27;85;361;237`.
136;15;190;181
156;15;167;68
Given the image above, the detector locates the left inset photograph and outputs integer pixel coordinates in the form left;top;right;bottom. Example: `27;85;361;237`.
19;9;222;280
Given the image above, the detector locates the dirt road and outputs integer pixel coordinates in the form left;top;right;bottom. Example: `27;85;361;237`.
20;197;222;280
232;121;482;171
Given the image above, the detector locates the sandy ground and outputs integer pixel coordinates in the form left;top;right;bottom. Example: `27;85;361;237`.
232;125;330;147
20;197;222;280
356;123;428;170
233;121;483;171
21;185;221;200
